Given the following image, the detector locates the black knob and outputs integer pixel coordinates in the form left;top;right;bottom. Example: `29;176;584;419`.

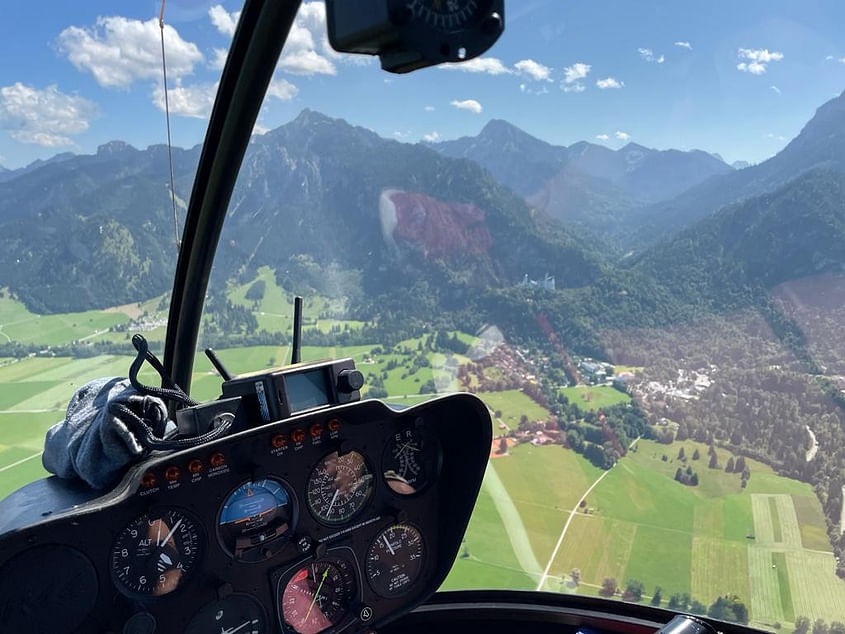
337;369;364;393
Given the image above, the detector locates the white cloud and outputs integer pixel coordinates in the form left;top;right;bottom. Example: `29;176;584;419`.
252;122;269;135
153;81;218;119
563;82;585;93
212;2;337;76
638;48;665;63
210;48;229;71
615;131;630;141
441;57;512;75
266;76;299;100
0;83;97;146
563;62;591;84
766;132;787;141
770;85;782;95
514;59;552;81
737;48;783;74
424;105;435;112
58;17;203;89
674;41;692;50
597;77;624;89
422;131;440;142
209;4;239;36
595;133;610;141
450;99;483;114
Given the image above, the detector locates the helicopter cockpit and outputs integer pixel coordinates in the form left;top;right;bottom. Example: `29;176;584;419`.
0;2;789;634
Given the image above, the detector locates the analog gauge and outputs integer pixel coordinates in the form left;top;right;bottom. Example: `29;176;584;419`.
110;508;202;597
218;479;294;560
306;450;373;525
407;0;488;32
186;594;265;634
383;425;436;495
280;558;356;634
366;524;425;598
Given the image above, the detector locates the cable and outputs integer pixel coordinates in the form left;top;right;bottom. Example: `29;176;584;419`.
159;0;181;251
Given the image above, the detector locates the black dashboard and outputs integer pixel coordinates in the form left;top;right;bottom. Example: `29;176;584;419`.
0;394;491;634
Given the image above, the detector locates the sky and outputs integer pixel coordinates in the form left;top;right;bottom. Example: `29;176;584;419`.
3;0;845;169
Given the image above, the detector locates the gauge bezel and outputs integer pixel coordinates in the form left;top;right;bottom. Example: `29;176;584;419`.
185;592;268;634
109;506;205;600
215;477;298;562
365;522;426;599
305;449;375;526
381;421;442;498
274;547;362;634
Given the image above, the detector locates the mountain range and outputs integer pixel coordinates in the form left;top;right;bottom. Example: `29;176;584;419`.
1;90;845;355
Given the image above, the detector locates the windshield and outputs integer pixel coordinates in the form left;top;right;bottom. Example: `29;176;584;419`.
3;1;845;631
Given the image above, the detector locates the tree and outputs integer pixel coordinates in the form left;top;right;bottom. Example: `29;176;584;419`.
829;623;845;634
623;579;644;602
675;467;683;482
692;448;701;460
651;587;663;606
600;577;617;597
726;456;736;472
667;594;690;611
678;447;686;460
814;620;829;634
795;617;812;634
735;455;746;472
497;436;508;454
709;453;719;469
691;472;699;486
690;600;707;614
570;568;581;586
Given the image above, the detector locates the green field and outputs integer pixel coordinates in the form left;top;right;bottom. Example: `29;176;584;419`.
560;385;631;411
480;390;552;429
441;436;843;629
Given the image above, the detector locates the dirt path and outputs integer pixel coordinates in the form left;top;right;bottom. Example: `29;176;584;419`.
805;425;819;462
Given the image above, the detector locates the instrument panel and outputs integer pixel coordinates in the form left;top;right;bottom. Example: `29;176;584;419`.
0;394;491;634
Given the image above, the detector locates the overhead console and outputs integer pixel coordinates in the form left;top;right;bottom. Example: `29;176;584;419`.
0;393;491;634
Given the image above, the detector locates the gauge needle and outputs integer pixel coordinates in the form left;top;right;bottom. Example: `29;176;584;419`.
156;519;162;547
325;488;340;518
383;534;395;555
159;518;183;548
305;568;329;622
221;620;252;634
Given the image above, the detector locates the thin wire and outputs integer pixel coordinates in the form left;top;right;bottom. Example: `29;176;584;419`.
159;0;181;251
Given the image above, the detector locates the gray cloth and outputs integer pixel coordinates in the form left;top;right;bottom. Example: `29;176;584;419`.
42;377;172;489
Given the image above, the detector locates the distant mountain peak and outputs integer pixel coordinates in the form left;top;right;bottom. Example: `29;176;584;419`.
620;142;650;153
291;108;336;127
97;141;136;156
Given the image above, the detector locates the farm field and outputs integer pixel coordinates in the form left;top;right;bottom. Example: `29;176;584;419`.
560;385;631;411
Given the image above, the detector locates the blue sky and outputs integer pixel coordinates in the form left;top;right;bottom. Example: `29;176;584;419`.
2;0;845;169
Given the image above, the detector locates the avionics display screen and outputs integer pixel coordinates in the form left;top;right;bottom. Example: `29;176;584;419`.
285;369;330;412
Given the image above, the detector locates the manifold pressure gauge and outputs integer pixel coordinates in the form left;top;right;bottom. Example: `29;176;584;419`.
326;0;505;74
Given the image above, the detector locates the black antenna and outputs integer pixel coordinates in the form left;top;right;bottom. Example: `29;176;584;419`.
205;347;232;380
291;296;303;364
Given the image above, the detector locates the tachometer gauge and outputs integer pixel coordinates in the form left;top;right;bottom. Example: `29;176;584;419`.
383;424;437;495
306;450;373;524
280;558;356;634
110;508;202;597
218;479;294;561
186;594;265;634
366;524;425;597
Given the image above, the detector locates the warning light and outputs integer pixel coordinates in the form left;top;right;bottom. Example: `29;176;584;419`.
210;452;226;468
310;423;323;437
291;429;306;443
164;466;181;482
327;418;342;432
141;472;157;488
188;459;204;474
271;434;288;449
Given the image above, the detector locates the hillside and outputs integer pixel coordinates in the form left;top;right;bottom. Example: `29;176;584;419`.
433;122;731;234
0;110;603;314
624;90;845;248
